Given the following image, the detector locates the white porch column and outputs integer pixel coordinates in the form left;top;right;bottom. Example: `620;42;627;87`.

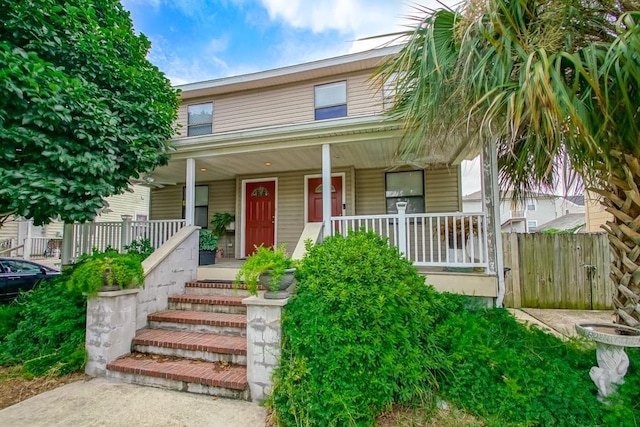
23;219;32;260
322;144;332;238
185;158;196;226
481;139;506;307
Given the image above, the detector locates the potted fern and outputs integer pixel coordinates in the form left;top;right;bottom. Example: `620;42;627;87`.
234;244;296;299
67;250;145;297
210;212;235;238
199;229;219;265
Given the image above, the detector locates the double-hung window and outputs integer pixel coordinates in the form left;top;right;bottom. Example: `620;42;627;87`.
385;170;425;213
187;102;213;136
314;81;347;120
182;185;209;229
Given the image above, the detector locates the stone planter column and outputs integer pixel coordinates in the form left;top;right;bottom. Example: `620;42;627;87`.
85;289;140;377
243;296;288;402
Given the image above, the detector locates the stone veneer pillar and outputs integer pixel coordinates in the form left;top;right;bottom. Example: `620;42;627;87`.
85;289;140;377
243;296;288;402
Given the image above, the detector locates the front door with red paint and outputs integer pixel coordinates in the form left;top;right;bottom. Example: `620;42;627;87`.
245;180;276;256
307;176;343;223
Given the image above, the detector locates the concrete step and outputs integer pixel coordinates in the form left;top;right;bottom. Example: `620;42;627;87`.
132;329;247;365
168;295;247;314
185;281;255;298
107;354;250;401
148;310;246;336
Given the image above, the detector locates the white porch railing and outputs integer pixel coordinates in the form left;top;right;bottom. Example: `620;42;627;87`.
71;219;186;260
331;204;488;269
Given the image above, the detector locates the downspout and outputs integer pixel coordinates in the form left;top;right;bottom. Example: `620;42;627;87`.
489;140;506;307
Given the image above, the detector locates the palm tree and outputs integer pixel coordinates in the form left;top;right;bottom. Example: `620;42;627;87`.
375;0;640;325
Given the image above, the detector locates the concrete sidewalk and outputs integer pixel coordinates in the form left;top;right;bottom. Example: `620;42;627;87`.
0;378;266;427
510;308;614;339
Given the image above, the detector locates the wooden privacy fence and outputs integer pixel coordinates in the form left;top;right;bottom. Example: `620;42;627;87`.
502;233;614;310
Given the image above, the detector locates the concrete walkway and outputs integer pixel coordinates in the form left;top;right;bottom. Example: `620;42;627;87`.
0;378;266;427
0;308;615;426
510;308;614;339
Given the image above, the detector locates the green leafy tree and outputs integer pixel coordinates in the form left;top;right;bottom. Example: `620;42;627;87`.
375;1;640;325
0;0;179;226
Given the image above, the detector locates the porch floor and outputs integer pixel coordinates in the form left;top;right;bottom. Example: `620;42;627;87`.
198;258;498;298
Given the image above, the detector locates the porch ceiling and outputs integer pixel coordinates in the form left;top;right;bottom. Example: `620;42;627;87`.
143;116;478;186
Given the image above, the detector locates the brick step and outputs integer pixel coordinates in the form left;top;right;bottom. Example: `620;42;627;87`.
148;310;246;336
168;295;246;314
107;354;250;400
132;329;247;365
185;281;258;298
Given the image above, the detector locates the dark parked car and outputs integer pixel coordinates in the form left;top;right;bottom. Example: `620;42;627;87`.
0;257;61;301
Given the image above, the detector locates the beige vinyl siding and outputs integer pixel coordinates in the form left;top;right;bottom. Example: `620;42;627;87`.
150;180;236;224
0;217;20;243
150;186;183;220
96;185;150;222
175;70;384;137
347;72;382;116
425;166;461;212
355;166;462;215
585;191;611;232
355;168;385;215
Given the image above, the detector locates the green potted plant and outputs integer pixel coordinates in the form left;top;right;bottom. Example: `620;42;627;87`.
210;212;235;238
67;251;145;297
234;244;296;299
199;229;219;265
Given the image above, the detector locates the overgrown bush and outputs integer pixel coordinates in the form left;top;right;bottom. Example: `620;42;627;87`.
269;230;461;426
433;308;640;426
0;271;86;376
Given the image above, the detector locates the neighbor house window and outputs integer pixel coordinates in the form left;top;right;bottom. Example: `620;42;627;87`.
187;102;213;136
182;185;209;228
314;81;347;120
527;200;536;211
527;220;538;230
385;170;425;213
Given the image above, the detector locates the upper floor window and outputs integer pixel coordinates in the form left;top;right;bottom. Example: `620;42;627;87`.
187;102;213;136
382;73;397;110
314;81;347;120
385;170;425;214
527;200;536;211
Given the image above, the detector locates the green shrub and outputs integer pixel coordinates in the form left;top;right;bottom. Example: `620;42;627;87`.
123;238;154;259
269;230;460;426
67;249;145;296
433;308;629;426
0;271;86;376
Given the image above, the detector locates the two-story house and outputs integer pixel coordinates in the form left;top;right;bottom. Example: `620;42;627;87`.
134;46;505;301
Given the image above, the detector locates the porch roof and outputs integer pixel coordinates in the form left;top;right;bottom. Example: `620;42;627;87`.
149;114;477;185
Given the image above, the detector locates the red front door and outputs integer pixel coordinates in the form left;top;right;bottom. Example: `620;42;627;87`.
307;176;343;223
244;180;276;256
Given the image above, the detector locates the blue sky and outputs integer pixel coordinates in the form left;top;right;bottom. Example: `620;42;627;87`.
120;0;454;85
118;0;482;192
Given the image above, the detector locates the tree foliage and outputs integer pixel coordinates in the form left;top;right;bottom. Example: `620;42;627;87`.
375;1;640;325
0;0;180;225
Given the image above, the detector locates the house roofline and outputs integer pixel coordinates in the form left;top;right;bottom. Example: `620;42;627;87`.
170;113;403;159
176;44;402;99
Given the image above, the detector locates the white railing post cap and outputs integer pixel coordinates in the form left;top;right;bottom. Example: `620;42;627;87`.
396;201;408;211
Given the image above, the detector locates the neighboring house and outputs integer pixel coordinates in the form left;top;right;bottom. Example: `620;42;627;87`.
462;190;585;232
0;185;151;258
536;213;586;233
